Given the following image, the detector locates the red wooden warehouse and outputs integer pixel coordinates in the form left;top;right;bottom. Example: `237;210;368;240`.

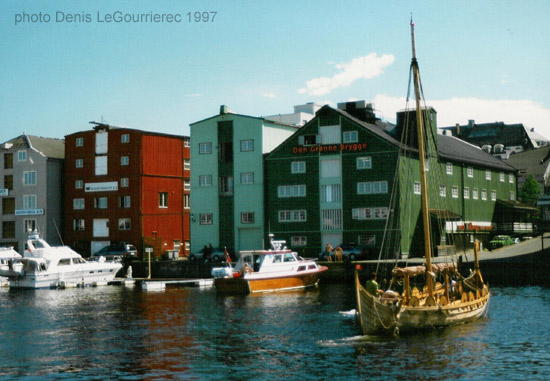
64;123;190;259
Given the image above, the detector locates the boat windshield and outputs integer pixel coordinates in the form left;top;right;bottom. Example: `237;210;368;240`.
283;253;296;262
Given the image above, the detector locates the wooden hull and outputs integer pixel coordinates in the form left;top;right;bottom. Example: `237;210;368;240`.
355;274;490;335
214;268;327;295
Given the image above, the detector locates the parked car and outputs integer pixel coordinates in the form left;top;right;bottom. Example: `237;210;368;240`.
488;235;514;250
318;245;372;261
91;242;138;262
188;246;228;263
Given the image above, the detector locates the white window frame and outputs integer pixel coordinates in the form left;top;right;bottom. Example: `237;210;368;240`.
17;150;27;161
500;172;505;182
184;194;190;209
278;185;306;198
199;213;213;225
94;197;108;209
73;198;85;210
240;140;254;152
184;180;190;191
481;189;487;201
75;180;83;189
199;142;212;154
23;171;37;186
356;157;372;170
184;159;190;171
76;159;83;168
121;134;130;143
241;172;254;185
291;236;307;246
414;182;421;195
291;161;306;174
121;178;129;188
278;210;306;222
23;194;36;209
446;163;453;175
464;187;470;199
76;137;84;147
509;174;514;184
452;186;458;198
73;219;85;231
118;218;131;230
467;167;473;178
119;196;131;208
439;185;446;197
491;190;497;201
159;192;168;208
199;175;212;187
121;156;129;166
241;212;254;224
343;130;358;143
473;188;479;200
485;170;491;180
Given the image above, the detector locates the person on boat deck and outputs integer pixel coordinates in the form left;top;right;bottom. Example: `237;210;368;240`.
325;242;333;260
365;273;384;296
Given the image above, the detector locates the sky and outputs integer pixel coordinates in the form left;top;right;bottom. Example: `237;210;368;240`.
1;0;549;144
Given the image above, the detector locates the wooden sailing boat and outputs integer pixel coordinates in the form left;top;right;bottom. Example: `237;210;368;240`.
355;20;490;336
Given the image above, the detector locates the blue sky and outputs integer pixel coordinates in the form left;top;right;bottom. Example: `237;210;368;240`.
1;0;549;144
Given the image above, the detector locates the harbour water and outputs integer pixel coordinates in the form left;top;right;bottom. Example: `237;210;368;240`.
0;283;548;380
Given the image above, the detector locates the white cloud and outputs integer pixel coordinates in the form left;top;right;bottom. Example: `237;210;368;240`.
372;94;550;139
298;53;395;96
263;93;276;99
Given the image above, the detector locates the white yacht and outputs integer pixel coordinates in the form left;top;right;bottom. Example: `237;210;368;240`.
0;232;122;289
0;246;22;287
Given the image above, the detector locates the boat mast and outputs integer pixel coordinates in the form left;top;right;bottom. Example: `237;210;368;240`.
410;19;434;298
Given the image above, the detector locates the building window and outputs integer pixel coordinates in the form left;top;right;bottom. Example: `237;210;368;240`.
119;196;131;208
23;195;36;210
278;185;306;198
76;137;84;147
291;161;306;174
279;210;307;222
23;171;37;186
73;198;85;210
199;142;212;154
199;175;212;187
472;188;479;200
75;180;83;189
2;198;15;214
291;236;307;246
76;159;83;168
373;207;389;219
500;172;505;182
24;219;36;234
73;219;85;231
446;163;453;175
17;150;27;161
95;156;107;175
439;185;446;197
343;131;358;143
298;134;320;146
184;194;190;209
452;186;458;198
219;142;233;163
358;234;376;246
356;157;372;170
118;218;131;230
94;197;108;209
184;159;190;171
121;134;130;143
4;175;13;190
414;182;421;195
2;221;15;239
510;191;515;201
352;207;372;220
200;213;213;225
241;212;254;224
219;176;233;196
241;172;254;185
4;153;13;169
184;180;190;191
357;181;387;195
322;209;342;230
321;184;341;202
481;189;487;201
485;170;491;180
467;167;473;178
121;178;129;187
184;139;190;147
121;156;129;166
240;140;254;152
491;190;497;201
509;174;514;184
464;187;470;199
159;192;168;208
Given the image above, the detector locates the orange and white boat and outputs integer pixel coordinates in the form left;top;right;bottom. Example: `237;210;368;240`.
211;236;328;294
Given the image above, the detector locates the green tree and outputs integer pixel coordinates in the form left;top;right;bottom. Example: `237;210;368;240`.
518;174;540;205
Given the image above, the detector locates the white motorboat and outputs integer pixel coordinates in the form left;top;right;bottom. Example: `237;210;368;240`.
0;232;122;289
211;236;328;294
0;246;22;287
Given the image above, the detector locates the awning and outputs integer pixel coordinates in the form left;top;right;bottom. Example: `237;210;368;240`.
429;209;461;220
495;199;538;211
